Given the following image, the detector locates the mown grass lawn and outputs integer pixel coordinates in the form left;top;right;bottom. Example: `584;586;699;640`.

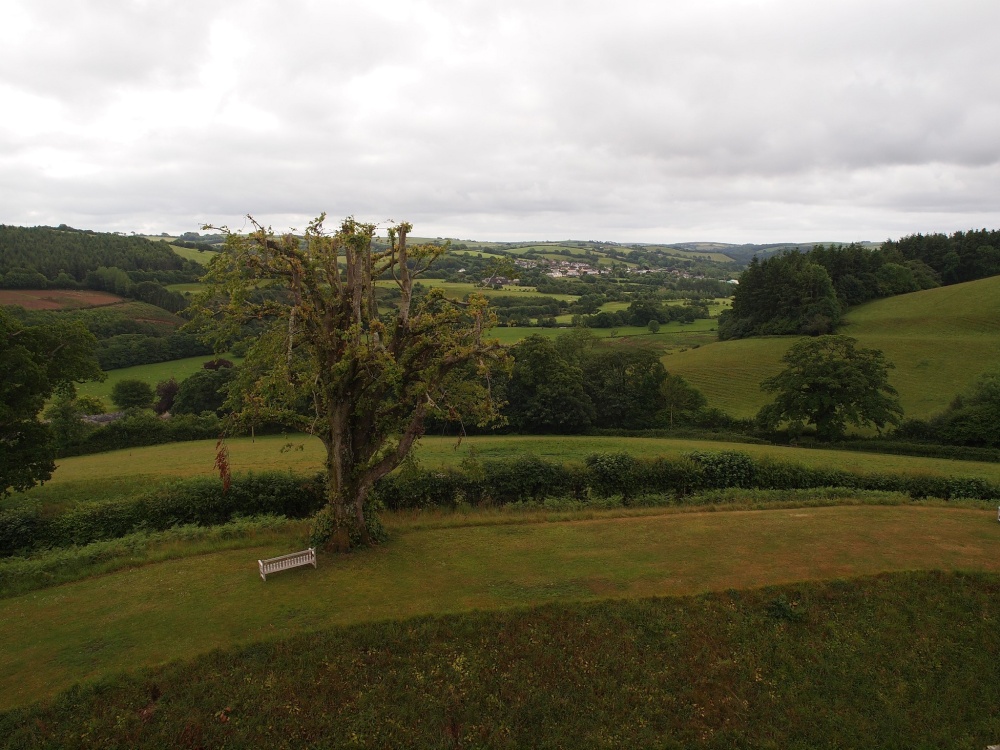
1;504;998;710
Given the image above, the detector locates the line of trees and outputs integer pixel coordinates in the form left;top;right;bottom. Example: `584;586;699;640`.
719;229;1000;340
0;225;201;287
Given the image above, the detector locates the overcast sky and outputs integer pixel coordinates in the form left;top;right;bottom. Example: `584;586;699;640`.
2;0;999;244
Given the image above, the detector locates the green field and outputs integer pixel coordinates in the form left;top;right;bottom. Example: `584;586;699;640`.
1;504;998;712
76;354;239;408
31;434;1000;491
167;243;219;265
666;275;1000;419
164;281;206;294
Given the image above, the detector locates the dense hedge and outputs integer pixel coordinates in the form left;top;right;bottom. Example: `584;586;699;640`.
371;451;1000;510
5;451;998;556
58;411;224;457
1;473;326;556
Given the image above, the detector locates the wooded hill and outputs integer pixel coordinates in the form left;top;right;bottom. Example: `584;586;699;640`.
0;225;200;288
719;230;1000;340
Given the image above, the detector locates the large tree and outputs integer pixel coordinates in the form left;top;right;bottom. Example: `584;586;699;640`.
1;308;103;496
718;251;841;340
757;335;903;440
506;334;594;434
189;215;508;551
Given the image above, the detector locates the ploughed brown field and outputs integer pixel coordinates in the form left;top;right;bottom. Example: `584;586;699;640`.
0;289;124;310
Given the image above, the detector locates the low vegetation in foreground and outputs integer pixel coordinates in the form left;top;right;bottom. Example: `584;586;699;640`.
2;571;999;749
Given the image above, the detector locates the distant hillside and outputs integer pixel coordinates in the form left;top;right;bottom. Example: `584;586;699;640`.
0;225;200;287
664;275;1000;420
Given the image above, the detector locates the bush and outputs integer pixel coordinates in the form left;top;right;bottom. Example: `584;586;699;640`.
110;379;154;410
684;450;756;489
1;472;326;555
585;452;642;502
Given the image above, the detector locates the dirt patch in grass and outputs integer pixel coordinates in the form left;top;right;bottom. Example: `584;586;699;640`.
0;289;125;310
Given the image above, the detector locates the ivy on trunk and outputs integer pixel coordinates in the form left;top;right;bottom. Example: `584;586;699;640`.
189;215;508;551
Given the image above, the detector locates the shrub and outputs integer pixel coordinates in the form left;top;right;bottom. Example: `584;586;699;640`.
585;452;642;502
110;379;155;410
1;472;326;555
684;450;756;489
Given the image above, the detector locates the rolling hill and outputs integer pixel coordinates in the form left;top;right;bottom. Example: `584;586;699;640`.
664;275;1000;420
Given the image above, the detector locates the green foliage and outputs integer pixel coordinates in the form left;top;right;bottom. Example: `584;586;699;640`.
506;335;594;433
581;348;667;429
685;450;757;488
172;367;235;416
369;450;1000;511
657;372;707;428
188;215;509;550
585;452;642;501
719;251;841;340
110;378;155;410
59;410;222;456
758;335;904;440
928;369;1000;447
308;502;387;549
0;225;198;286
883;228;1000;285
0;472;325;556
42;391;97;453
153;378;179;415
0;308;104;496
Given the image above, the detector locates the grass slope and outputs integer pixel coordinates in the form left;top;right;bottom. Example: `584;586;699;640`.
666;275;1000;419
0;506;998;711
6;571;998;748
75;354;240;408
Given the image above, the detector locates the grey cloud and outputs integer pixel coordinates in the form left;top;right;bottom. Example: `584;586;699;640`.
1;0;999;242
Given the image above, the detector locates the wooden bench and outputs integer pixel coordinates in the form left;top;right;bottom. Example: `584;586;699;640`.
258;548;317;581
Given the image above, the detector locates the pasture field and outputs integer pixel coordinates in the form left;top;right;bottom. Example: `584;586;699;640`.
666;275;1000;419
27;434;1000;495
164;281;206;294
489;321;716;345
0;289;124;310
166;243;218;265
75;354;239;407
375;279;580;302
0;505;998;711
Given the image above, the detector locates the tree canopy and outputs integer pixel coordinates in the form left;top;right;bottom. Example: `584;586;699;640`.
757;335;903;440
928;369;1000;447
718;251;841;340
1;307;103;496
189;215;508;550
506;335;594;434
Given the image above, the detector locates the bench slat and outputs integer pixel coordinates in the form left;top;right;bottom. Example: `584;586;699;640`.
258;547;316;581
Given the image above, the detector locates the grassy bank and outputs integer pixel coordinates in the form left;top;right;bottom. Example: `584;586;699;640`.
1;504;997;710
666;275;1000;419
3;570;999;748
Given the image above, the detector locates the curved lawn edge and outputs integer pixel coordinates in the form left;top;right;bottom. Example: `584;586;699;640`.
4;570;1000;748
1;504;998;710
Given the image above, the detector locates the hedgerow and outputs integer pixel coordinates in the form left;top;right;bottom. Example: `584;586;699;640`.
4;451;998;556
1;472;326;556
